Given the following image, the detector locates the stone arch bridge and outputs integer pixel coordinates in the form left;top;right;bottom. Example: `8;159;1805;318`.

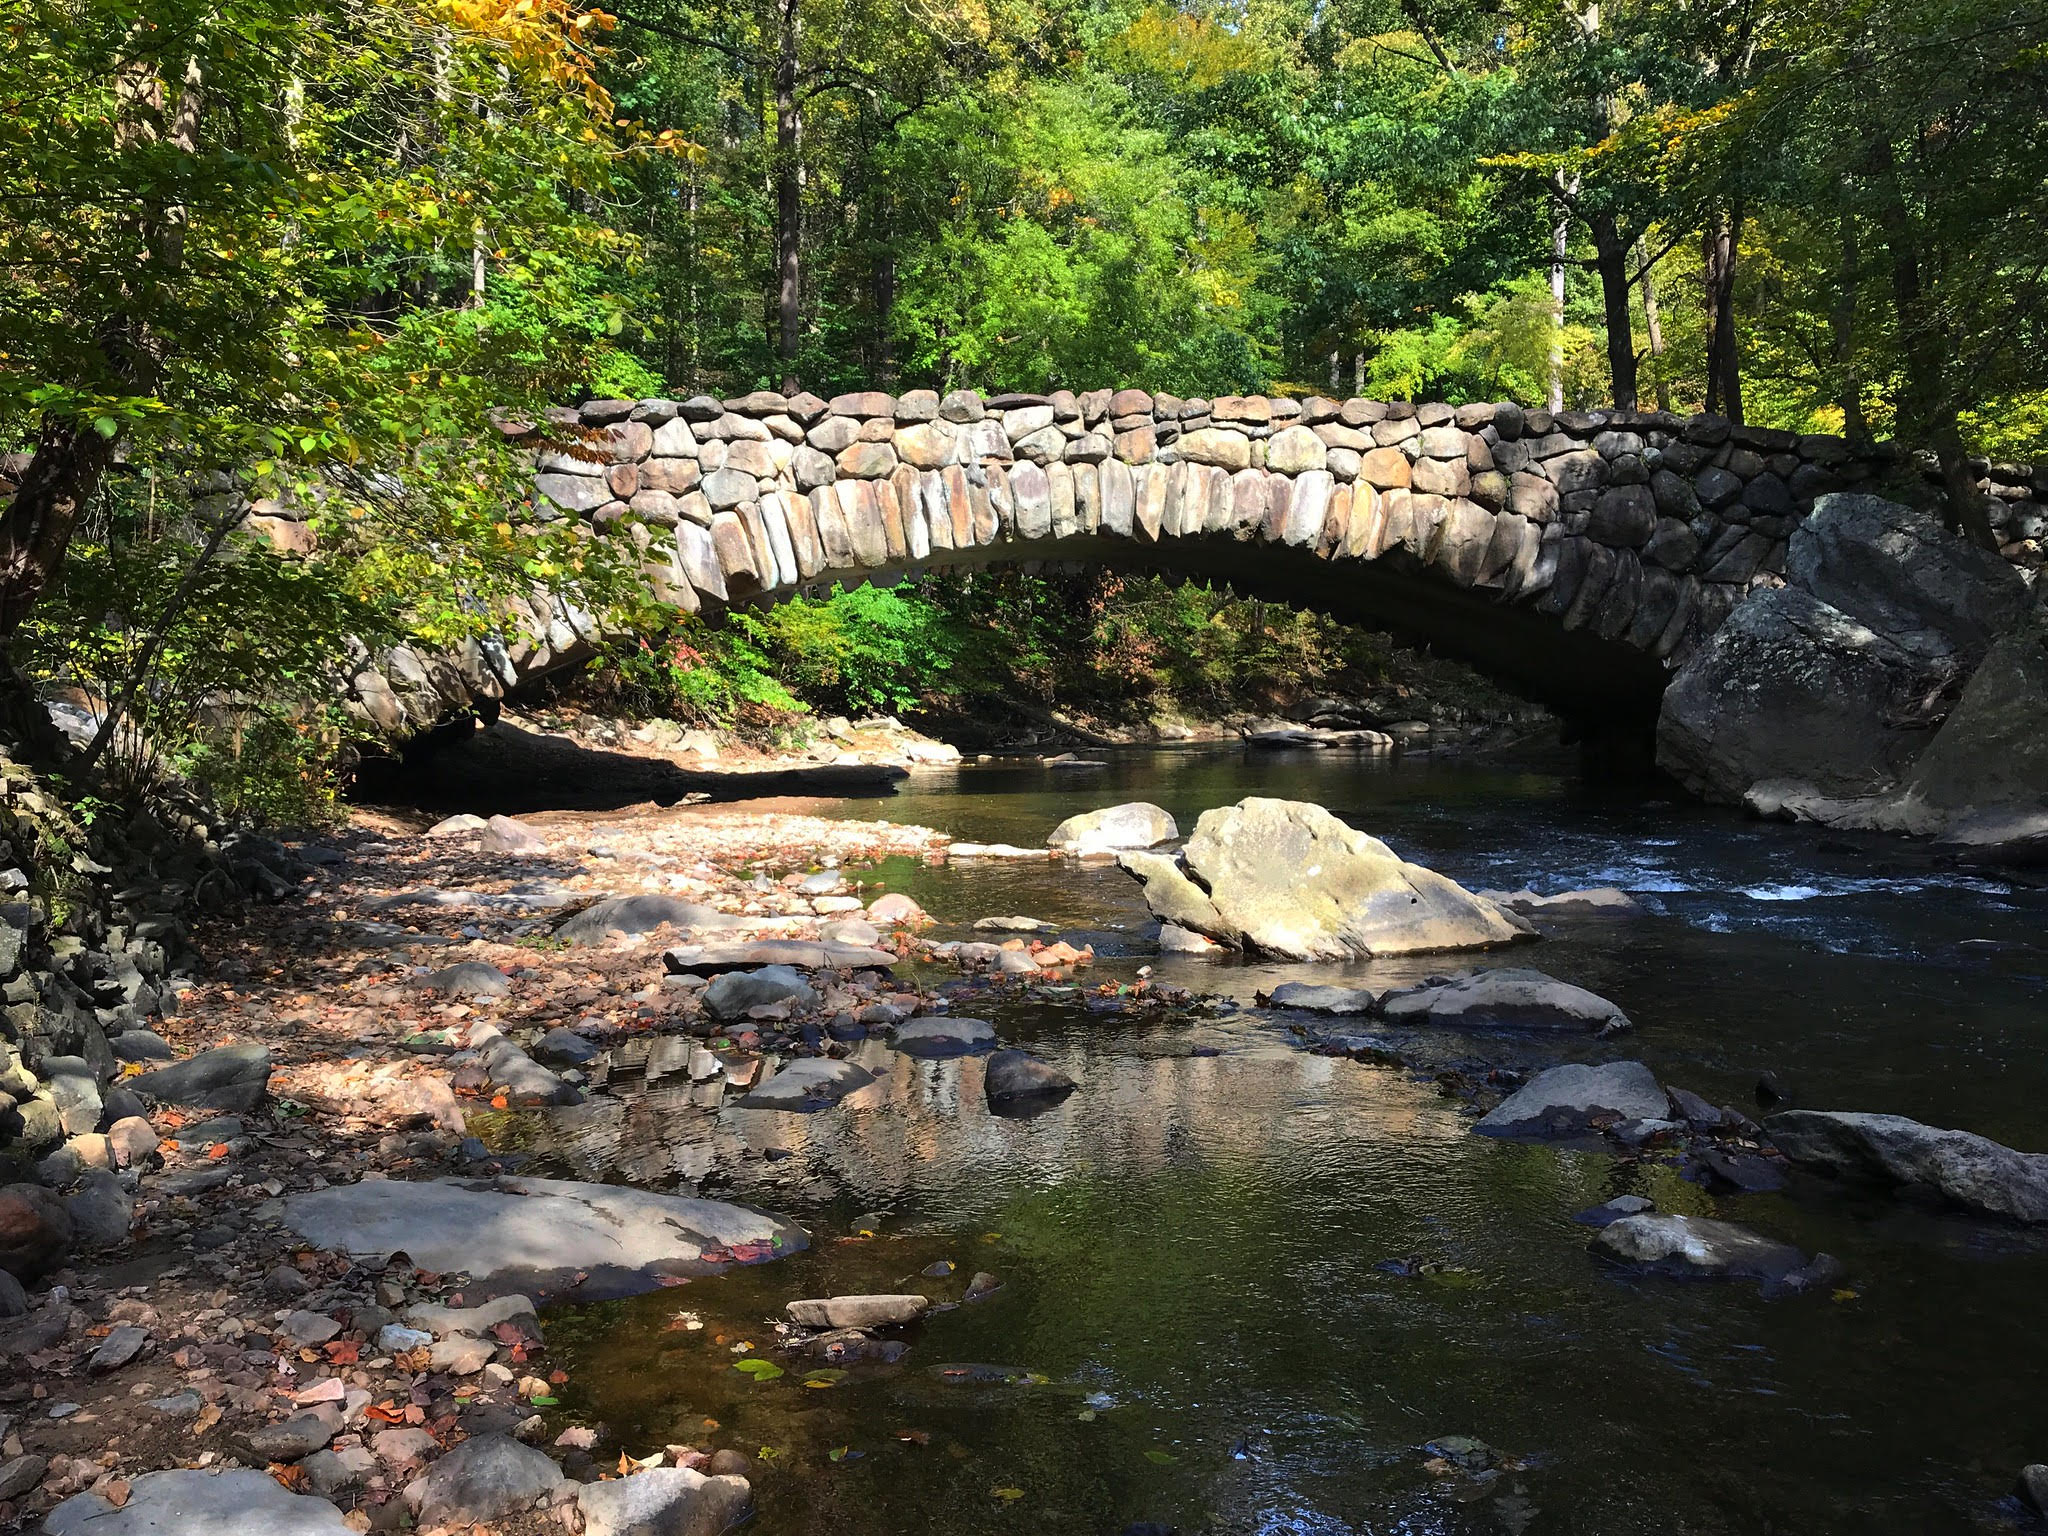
349;385;1898;737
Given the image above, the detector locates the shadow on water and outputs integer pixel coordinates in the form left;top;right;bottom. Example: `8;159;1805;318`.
485;742;2048;1536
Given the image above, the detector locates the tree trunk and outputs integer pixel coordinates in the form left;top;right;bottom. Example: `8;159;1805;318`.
1832;208;1867;446
1588;211;1637;411
1548;173;1573;412
871;239;896;388
1702;202;1744;421
1328;349;1341;392
1638;249;1670;412
773;0;803;392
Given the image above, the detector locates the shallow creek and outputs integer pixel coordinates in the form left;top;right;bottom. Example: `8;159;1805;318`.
502;745;2048;1535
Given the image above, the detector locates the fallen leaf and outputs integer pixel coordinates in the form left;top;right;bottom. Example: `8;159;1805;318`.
732;1359;784;1382
1143;1449;1179;1465
990;1486;1025;1501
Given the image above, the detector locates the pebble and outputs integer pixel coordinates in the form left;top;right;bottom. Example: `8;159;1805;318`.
88;1326;148;1374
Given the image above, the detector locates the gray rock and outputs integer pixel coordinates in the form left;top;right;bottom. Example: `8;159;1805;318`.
111;1030;176;1063
1380;968;1631;1037
1787;494;2029;665
1477;886;1645;918
579;1467;754;1536
426;813;489;836
555;895;744;944
786;1294;928;1327
88;1323;148;1372
479;815;549;855
1046;802;1179;855
301;1446;378;1496
663;941;897;974
0;1453;48;1501
1260;982;1378;1015
284;1175;807;1287
1474;1061;1669;1138
42;1058;102;1137
1885;610;2048;847
1156;922;1224;955
0;1268;26;1318
983;1049;1076;1103
1763;1109;2048;1223
241;1405;343;1462
44;1468;355;1535
65;1168;134;1249
702;965;820;1020
422;961;512;998
404;1433;568;1528
1656;586;1946;802
1590;1213;1818;1286
1571;1194;1655;1227
735;1057;875;1112
135;1044;272;1113
2017;1465;2048;1517
891;1016;998;1057
1117;798;1531;961
533;1027;602;1067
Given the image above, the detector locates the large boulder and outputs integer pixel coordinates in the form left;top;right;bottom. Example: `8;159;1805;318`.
579;1467;753;1536
1379;968;1632;1037
1046;802;1178;855
284;1175;806;1289
0;1183;74;1279
1764;1110;2048;1223
134;1044;272;1113
1656;587;1946;802
404;1434;568;1528
1473;1061;1668;1138
45;1468;355;1536
1116;798;1531;961
1786;494;2029;666
983;1048;1076;1104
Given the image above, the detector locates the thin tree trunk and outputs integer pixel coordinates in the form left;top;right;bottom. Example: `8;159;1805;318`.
1832;209;1867;445
1588;211;1637;411
1328;349;1342;392
1703;202;1744;421
1639;248;1670;412
773;0;803;392
872;239;896;388
1548;171;1575;411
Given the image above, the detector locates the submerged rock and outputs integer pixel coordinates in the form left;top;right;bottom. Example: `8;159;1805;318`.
891;1016;998;1057
1478;887;1645;918
1571;1194;1655;1227
284;1175;805;1288
1380;968;1632;1037
1473;1061;1668;1138
45;1468;355;1536
787;1294;928;1327
1117;798;1532;961
1763;1109;2048;1223
736;1058;875;1111
1046;802;1179;855
1258;982;1378;1015
984;1048;1077;1104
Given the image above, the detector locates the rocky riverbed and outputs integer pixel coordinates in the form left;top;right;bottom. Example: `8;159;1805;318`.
7;762;2048;1535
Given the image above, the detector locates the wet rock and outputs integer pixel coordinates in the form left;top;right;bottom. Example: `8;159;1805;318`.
892;1016;998;1057
1688;1147;1786;1193
965;1271;1002;1301
703;965;820;1020
533;1027;602;1067
556;894;745;944
866;893;929;926
423;961;512;998
1590;1213;1826;1289
663;940;896;974
2017;1464;2048;1516
1156;923;1224;955
45;1467;356;1535
285;1175;807;1287
0;1182;74;1278
1118;798;1531;960
1259;982;1377;1015
404;1433;568;1528
1046;802;1179;855
973;915;1057;933
736;1057;875;1111
1380;968;1632;1037
1477;886;1645;917
787;1294;928;1328
984;1049;1077;1105
1763;1109;2048;1223
1571;1194;1655;1227
135;1043;272;1113
1474;1061;1669;1139
241;1405;343;1463
580;1467;754;1536
480;815;549;855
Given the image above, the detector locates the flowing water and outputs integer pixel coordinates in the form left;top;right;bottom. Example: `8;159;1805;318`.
519;745;2048;1535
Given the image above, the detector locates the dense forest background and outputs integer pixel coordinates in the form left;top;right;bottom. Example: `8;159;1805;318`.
2;0;2045;820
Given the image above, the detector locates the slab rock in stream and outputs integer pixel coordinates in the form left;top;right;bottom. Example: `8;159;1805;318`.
1046;801;1179;855
736;1057;875;1111
1117;798;1533;961
1380;968;1633;1037
283;1175;806;1293
45;1468;356;1536
1590;1214;1834;1292
1763;1110;2048;1223
1474;1061;1669;1138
